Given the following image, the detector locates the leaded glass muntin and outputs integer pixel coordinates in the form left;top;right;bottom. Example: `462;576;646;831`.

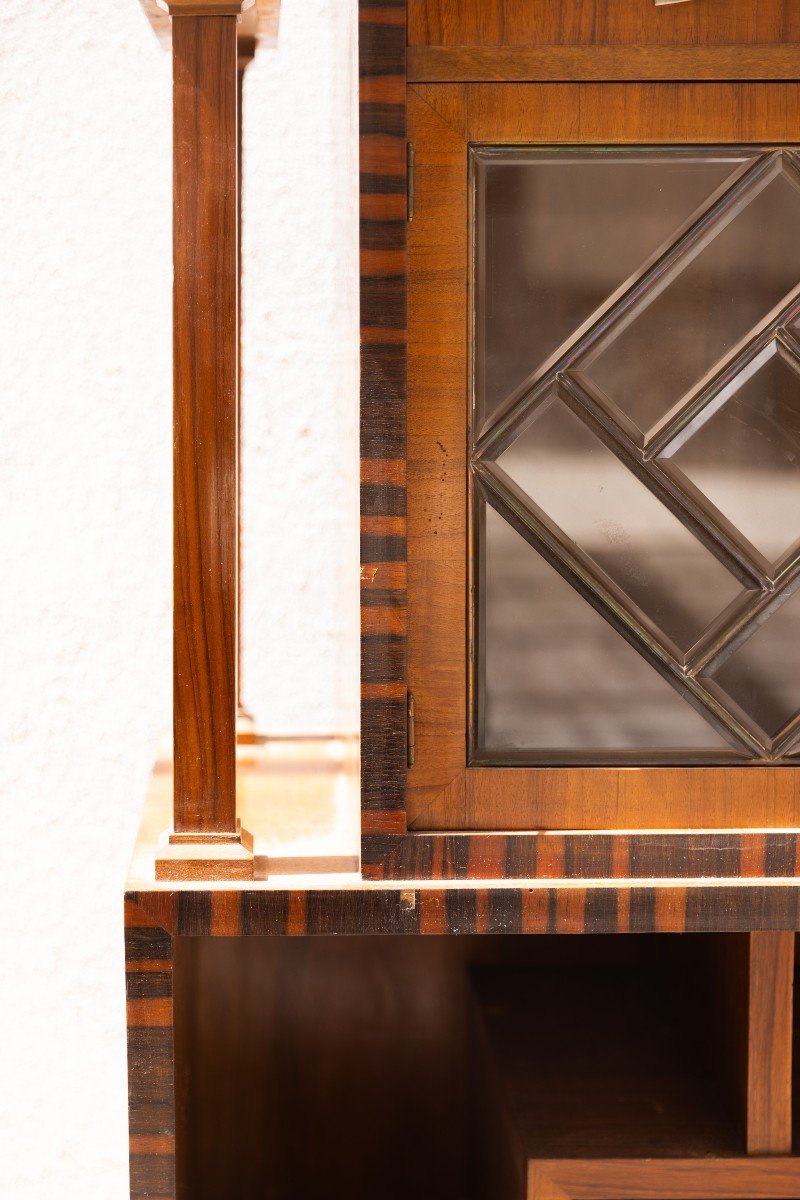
471;144;800;767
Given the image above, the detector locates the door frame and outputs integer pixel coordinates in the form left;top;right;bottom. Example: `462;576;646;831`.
406;81;800;838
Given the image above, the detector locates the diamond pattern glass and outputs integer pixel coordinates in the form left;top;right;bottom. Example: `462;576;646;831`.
473;146;800;764
498;394;743;654
572;154;800;440
481;504;735;756
472;148;758;431
663;338;800;571
702;588;800;743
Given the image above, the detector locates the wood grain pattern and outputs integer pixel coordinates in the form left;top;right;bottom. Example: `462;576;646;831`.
408;44;800;83
460;81;800;142
138;0;280;48
173;935;476;1199
404;81;800;844
406;84;468;826
359;0;409;827
447;768;800;832
126;882;800;936
710;932;795;1154
746;931;795;1154
526;1159;800;1200
172;15;238;835
125;902;175;1200
408;0;800;48
359;23;800;878
362;828;800;883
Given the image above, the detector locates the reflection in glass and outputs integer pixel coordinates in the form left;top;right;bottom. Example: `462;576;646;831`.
575;157;800;438
664;339;800;569
498;396;743;652
473;145;800;763
703;588;800;739
473;148;756;428
480;505;733;755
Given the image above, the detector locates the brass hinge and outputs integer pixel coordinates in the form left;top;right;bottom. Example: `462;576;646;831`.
407;689;415;768
407;141;415;222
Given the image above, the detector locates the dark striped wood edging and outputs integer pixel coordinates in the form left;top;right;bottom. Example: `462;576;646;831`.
126;885;800;938
361;830;800;882
359;1;409;852
125;902;175;1200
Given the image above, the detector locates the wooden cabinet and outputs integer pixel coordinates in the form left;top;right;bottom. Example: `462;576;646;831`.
360;1;800;882
125;2;800;1197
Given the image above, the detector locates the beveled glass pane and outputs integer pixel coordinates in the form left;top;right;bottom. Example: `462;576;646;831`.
498;396;743;652
472;144;800;764
480;505;733;755
664;339;800;569
575;155;800;438
702;587;800;741
473;148;756;429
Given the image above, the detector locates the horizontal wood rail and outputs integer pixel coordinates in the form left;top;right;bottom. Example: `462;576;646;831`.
407;44;800;83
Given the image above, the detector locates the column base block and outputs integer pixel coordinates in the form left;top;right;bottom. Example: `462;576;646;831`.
156;821;256;881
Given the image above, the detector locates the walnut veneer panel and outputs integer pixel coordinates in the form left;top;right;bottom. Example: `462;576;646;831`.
408;0;800;48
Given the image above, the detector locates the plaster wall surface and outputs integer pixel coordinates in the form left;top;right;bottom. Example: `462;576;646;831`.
0;0;359;1194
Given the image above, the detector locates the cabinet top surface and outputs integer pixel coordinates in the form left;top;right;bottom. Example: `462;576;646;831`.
125;740;800;936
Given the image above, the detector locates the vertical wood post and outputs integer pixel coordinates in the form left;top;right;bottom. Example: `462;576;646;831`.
746;931;794;1154
712;931;794;1155
156;0;255;880
236;36;257;743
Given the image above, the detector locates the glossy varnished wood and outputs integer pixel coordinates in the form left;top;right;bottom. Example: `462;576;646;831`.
129;748;800;906
747;931;795;1153
405;81;800;842
408;0;800;48
710;933;795;1154
524;1159;800;1200
138;0;280;48
126;886;800;941
359;0;409;829
125;902;176;1200
408;44;800;83
172;14;239;835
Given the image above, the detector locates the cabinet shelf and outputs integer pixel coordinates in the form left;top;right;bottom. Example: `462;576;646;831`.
473;955;799;1199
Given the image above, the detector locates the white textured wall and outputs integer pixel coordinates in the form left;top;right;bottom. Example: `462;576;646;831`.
0;0;359;1194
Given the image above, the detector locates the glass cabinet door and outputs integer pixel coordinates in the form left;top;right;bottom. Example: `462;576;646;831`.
406;82;800;831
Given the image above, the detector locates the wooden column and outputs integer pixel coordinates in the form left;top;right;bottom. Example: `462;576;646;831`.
236;35;257;744
156;0;254;880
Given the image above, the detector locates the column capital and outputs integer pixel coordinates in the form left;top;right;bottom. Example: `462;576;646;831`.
156;0;254;16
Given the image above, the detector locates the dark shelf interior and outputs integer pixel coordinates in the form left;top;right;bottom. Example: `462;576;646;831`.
473;965;744;1162
172;933;790;1200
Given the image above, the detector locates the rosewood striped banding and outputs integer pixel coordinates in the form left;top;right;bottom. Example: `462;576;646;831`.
126;885;800;938
125;903;176;1200
359;0;409;829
